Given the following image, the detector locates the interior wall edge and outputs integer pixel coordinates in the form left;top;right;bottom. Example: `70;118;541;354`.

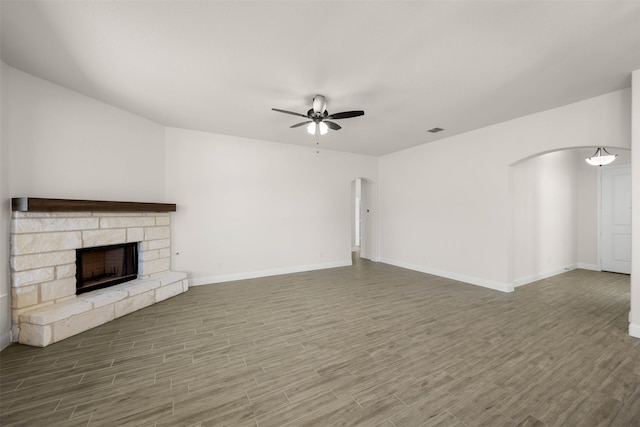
513;265;577;288
379;258;514;293
629;323;640;339
576;263;600;271
187;260;353;287
0;330;11;351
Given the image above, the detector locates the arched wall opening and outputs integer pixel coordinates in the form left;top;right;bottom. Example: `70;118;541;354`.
509;146;631;287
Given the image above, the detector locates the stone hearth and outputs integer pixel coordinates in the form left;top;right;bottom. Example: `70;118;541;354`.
10;198;187;347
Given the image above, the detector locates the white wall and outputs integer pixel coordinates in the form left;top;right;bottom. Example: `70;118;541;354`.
6;67;165;201
631;70;640;338
379;89;631;292
575;153;599;269
512;150;578;284
1;62;11;349
512;150;592;285
164;127;378;285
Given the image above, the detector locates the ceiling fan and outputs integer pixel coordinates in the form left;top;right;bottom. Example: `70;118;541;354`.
272;95;364;135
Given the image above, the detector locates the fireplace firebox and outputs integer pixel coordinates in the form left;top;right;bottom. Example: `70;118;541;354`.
76;243;138;294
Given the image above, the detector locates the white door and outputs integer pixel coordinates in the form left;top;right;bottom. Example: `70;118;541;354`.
601;165;632;274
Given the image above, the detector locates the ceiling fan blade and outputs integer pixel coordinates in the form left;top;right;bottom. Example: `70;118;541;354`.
272;108;309;118
326;110;365;120
290;121;312;128
323;121;341;130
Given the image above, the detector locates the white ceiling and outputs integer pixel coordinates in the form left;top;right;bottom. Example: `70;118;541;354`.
2;1;640;156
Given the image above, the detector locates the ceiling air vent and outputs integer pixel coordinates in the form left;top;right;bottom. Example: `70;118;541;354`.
428;127;444;133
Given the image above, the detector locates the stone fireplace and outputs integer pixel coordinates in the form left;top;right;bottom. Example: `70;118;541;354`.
10;198;188;347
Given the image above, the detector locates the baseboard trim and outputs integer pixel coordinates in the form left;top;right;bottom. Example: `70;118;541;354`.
513;264;602;288
0;329;12;351
513;265;575;288
379;258;513;293
577;263;601;271
629;323;640;339
188;260;353;286
360;252;371;261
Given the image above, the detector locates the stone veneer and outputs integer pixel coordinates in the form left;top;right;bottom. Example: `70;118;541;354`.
10;211;187;347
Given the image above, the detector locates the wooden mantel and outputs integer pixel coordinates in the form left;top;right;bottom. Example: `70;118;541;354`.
12;197;177;213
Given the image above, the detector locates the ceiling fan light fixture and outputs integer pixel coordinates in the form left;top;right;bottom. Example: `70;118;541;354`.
307;122;317;135
273;95;364;136
585;147;617;166
319;122;328;135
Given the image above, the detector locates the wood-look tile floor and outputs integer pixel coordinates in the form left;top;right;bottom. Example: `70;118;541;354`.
2;256;640;426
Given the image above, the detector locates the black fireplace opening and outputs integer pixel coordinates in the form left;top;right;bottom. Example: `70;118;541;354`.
76;242;138;295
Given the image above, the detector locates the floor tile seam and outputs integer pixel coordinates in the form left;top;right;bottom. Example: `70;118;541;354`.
84;410;94;425
0;395;63;419
447;392;522;425
12;379;116;416
270;392;340;427
390;392;453;424
349;394;364;409
248;371;321;400
7;372;86;392
64;386;167;417
185;374;256;396
391;392;410;408
71;357;117;371
0;355;36;366
603;382;640;424
349;383;408;410
121;359;202;383
75;362;153;384
108;355;166;372
0;365;89;386
0;379;24;395
327;364;353;377
375;394;413;424
444;410;470;426
68;402;92;422
282;383;334;405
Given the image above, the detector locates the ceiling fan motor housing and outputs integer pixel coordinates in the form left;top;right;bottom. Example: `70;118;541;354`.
312;95;327;115
307;108;328;122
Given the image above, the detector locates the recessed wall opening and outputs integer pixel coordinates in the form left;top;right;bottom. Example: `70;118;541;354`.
509;147;632;287
76;242;138;295
350;177;378;262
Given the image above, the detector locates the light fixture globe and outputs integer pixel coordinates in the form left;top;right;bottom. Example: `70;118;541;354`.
318;122;328;135
585;147;617;166
306;122;317;135
306;120;329;136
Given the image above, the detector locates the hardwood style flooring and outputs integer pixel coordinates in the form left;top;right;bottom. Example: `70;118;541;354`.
2;256;640;426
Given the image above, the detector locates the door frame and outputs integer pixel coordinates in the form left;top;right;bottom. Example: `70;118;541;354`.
350;177;378;262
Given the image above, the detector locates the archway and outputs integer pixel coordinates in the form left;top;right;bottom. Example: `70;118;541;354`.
509;146;631;287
